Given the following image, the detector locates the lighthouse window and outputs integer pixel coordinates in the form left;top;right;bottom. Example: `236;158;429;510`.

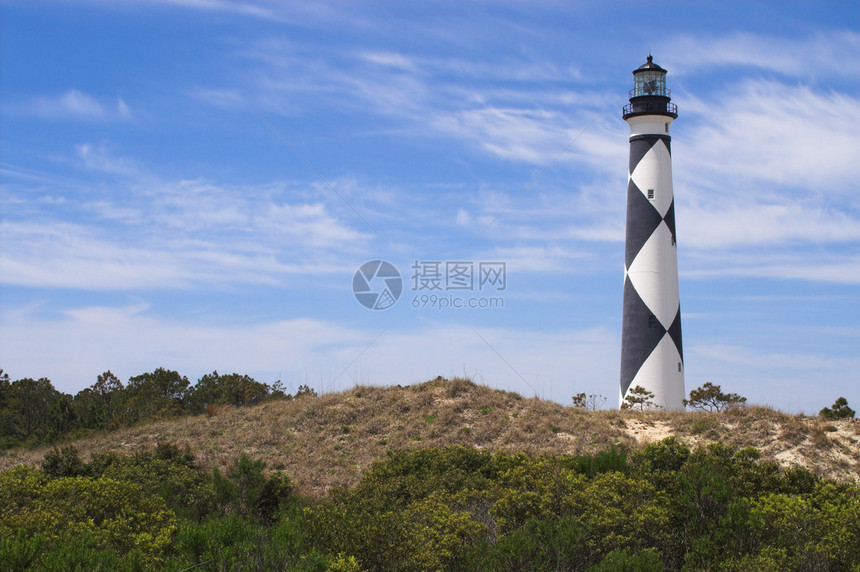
671;233;676;246
647;188;655;199
665;122;669;133
648;314;658;328
678;362;682;372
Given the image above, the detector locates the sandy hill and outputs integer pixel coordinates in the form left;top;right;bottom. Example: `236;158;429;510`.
2;377;857;496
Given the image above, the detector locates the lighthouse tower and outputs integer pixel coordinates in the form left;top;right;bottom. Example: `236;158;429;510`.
619;55;684;411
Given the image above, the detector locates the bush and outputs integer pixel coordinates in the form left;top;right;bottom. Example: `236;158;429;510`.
819;397;855;420
0;529;44;572
588;547;664;571
684;382;746;412
481;516;590;571
631;437;690;474
41;445;85;478
0;471;176;563
213;453;292;523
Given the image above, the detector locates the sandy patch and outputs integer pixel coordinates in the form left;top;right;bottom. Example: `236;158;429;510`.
625;420;674;443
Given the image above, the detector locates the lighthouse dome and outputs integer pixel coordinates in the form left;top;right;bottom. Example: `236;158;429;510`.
635;54;667;74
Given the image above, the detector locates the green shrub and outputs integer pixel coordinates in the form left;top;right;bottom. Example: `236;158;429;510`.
0;470;176;563
588;547;664;571
95;446;216;520
631;437;690;474
820;397;855;420
41;445;86;478
0;529;44;572
480;516;590;571
212;453;292;523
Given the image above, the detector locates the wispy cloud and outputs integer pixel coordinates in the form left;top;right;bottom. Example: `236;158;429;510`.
359;51;416;71
682;253;860;285
148;0;341;25
188;87;246;109
207;38;613;166
0;302;619;403
0;218;354;290
1;165;374;290
3;296;854;414
76;143;140;176
687;342;860;412
667;30;860;79
680;201;860;250
678;80;860;194
22;90;133;121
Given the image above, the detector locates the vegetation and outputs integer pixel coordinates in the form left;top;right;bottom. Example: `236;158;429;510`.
2;375;858;495
1;439;859;571
622;385;657;410
571;392;608;411
0;368;288;450
1;372;859;569
684;382;747;412
820;397;855;420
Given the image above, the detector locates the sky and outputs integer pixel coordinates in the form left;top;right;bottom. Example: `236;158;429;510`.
1;1;858;413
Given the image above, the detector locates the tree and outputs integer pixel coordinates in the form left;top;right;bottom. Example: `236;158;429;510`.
572;393;608;411
684;382;747;412
586;394;607;411
212;454;292;523
73;371;124;431
0;369;10;410
622;385;658;411
819;397;855;420
92;371;123;423
1;377;69;444
187;371;271;412
124;368;190;421
295;384;317;398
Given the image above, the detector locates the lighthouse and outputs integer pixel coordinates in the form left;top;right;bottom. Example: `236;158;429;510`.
619;55;684;411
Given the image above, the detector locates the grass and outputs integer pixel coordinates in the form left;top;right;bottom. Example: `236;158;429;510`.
1;376;858;496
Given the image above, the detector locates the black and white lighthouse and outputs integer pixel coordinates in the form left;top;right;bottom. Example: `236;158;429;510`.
619;56;684;410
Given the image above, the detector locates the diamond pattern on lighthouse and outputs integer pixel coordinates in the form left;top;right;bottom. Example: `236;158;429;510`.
620;135;683;402
626;222;680;329
624;179;663;269
628;333;685;410
620;276;666;397
630;138;674;218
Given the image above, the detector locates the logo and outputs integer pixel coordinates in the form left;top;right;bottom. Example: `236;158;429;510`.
352;260;403;310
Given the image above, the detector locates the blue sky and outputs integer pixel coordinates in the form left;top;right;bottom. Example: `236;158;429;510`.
1;1;858;412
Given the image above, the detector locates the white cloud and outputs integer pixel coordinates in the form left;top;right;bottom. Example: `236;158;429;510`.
360;51;416;71
77;143;139;176
0;218;354;290
0;171;374;290
687;342;860;413
149;0;340;24
435;107;571;164
188;88;246;108
680;201;860;250
0;302;619;404
24;90;133;121
682;253;860;285
223;37;614;167
487;245;593;273
2;300;854;413
667;30;860;79
455;208;471;227
678;80;860;194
